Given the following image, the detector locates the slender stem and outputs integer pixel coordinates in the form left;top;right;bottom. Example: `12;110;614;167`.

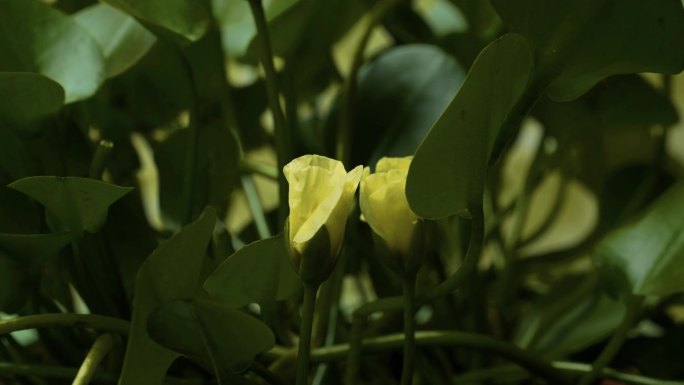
400;275;417;385
247;0;290;224
0;314;130;336
241;159;278;180
178;49;201;225
250;361;288;385
344;315;365;385
336;0;402;164
88;140;113;180
310;330;570;385
241;175;271;239
0;362;117;383
296;282;320;385
578;295;644;385
72;334;115;385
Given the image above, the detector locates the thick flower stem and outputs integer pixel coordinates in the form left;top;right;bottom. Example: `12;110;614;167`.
72;334;116;385
400;274;417;385
296;282;320;385
0;314;130;336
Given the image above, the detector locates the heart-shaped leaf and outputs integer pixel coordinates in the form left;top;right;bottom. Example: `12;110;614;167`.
119;207;216;385
9;177;132;237
204;234;300;309
0;0;105;103
594;183;684;296
74;3;156;78
492;0;684;101
406;34;533;219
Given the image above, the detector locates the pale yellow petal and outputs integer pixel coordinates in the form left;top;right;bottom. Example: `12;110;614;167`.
375;156;413;173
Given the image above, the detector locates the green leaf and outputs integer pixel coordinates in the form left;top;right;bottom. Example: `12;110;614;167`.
406;34;533;219
148;298;275;377
74;3;156;78
0;73;64;125
533;74;679;144
0;0;105;103
119;207;216;385
352;44;464;165
594;183;684;296
9;177;133;236
101;0;209;42
491;0;684;101
0;232;72;265
204;234;300;309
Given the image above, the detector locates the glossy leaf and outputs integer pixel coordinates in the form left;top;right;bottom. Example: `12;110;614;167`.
74;3;156;78
353;44;464;165
119;207;216;385
406;34;533;219
101;0;209;42
9;177;133;236
0;0;105;103
148;298;275;376
204;234;300;309
594;183;684;296
492;0;684;101
0;73;64;125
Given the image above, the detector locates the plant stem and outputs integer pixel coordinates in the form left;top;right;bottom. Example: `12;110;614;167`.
0;362;117;383
578;295;644;385
178;49;201;225
336;0;402;165
344;315;365;385
241;159;278;180
0;314;129;336
400;274;417;385
72;334;115;385
247;0;290;224
240;175;271;239
296;282;320;385
88;140;113;180
310;330;570;385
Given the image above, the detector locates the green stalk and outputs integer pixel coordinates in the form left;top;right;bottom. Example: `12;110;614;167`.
296;282;320;385
88;140;113;180
310;330;570;385
241;175;271;239
247;0;290;224
0;314;129;336
72;334;115;385
344;315;365;385
400;274;417;385
578;295;644;385
241;159;278;180
0;362;117;383
178;49;201;225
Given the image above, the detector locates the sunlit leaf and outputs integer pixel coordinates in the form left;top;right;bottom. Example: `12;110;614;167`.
594;183;684;296
492;0;684;101
204;234;300;309
9;177;133;236
406;34;533;219
74;3;156;78
0;0;105;103
119;207;216;385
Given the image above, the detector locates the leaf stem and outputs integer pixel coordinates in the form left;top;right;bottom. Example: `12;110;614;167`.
178;49;201;225
241;159;278;180
310;330;570;385
88;140;113;180
578;295;644;385
240;175;271;239
247;0;290;224
0;362;117;383
336;0;402;165
296;282;320;385
72;334;116;385
0;314;130;336
400;274;417;385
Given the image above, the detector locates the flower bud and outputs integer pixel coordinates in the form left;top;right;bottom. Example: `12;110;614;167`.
359;156;425;276
284;155;362;284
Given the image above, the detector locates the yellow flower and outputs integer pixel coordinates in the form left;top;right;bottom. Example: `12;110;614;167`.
360;156;422;273
284;155;362;282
